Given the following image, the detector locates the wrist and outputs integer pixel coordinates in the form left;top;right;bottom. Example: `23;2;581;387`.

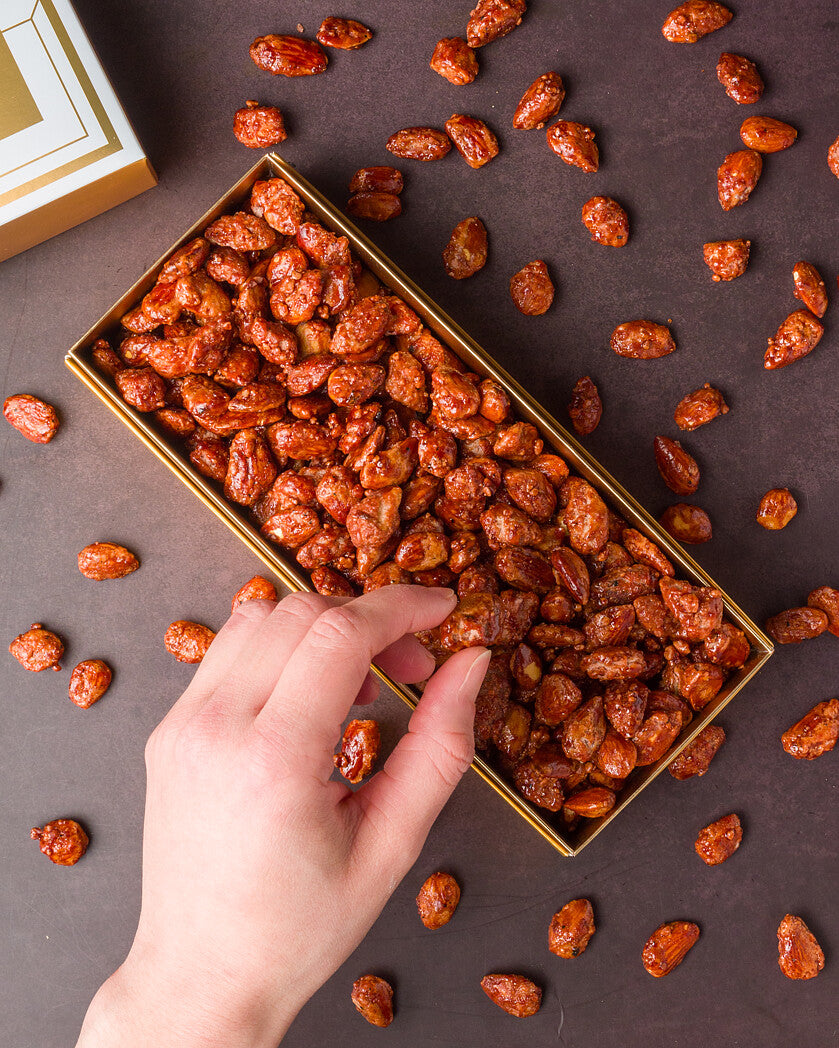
76;949;298;1048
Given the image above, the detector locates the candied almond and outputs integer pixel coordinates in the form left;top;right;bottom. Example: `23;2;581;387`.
249;34;328;76
443;217;488;279
662;1;731;42
654;436;700;495
68;660;112;709
716;53;763;104
546;121;598;171
347;191;402;222
349;166;403;195
510;261;554;315
549;899;595;958
430;37;478;84
30;819;88;866
703;239;749;281
807;586;839;637
781;699;839;759
466;0;527;48
416;872;461;929
756;488;797;530
764;310;824;370
334;718;380;783
480;974;542;1017
351;975;393;1026
642;921;700;977
164;620;215;663
777;915;825;980
674;384;729;430
792;261;828;318
386;127;451;161
829;135;839;179
3;394;60;443
611;320;675;360
77;542;139;580
9;624;64;672
740;116;797;153
568;376;602;435
581;196;629;247
233;101;287;148
669;724;726;779
513;72;564;130
694;812;742;865
445;113;499;169
231;576;278;612
765;607;828;645
717;149;762;210
316;17;372;49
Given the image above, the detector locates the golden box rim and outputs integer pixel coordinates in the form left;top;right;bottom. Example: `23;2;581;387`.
65;154;774;858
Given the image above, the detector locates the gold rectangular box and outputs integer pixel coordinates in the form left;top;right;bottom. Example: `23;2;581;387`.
65;155;773;857
0;0;156;262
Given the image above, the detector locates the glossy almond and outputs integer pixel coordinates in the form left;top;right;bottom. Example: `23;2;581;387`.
316;17;372;49
416;872;461;929
351;975;394;1026
764;309;824;369
9;623;64;672
480;974;541;1017
716;53;763;104
765;607;828;645
68;659;112;709
334;718;380;782
164;620;215;663
77;542;139;580
669;724;726;779
513;72;564;129
792;261;828;318
249;34;328;76
349;167;403;195
740;116;797;152
231;576;278;612
563;786;616;817
756;488;797;529
703;238;749;281
662;1;732;42
445;113;499;168
510;261;554;315
548;898;595;957
807;586;839;637
674;384;729;430
347;191;402;222
611;320;675;359
777;915;825;980
546;121;599;171
581;196;628;247
386;127;451;161
781;699;839;759
3;394;60;443
654;436;700;495
443;217;488;279
694;812;742;865
568;375;602;434
642;921;700;976
30;819;88;866
233;101;286;148
717;149;762;210
466;0;527;48
430;37;478;84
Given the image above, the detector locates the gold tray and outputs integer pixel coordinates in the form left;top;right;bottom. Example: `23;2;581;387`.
65;154;773;857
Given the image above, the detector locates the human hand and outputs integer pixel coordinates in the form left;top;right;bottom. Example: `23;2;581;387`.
76;585;489;1048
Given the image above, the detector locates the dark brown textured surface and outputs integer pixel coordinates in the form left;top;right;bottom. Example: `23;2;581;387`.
0;1;837;1045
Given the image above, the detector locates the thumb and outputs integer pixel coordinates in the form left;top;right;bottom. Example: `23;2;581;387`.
351;646;491;876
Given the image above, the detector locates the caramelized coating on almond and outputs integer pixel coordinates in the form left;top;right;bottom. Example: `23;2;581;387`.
466;0;527;48
231;575;278;612
546;121;599;171
765;608;828;645
3;394;60;443
443;217;488;279
568;376;602;435
9;624;64;672
716;53;763;104
777;915;825;980
164;620;215;663
581;196;628;246
430;37;478;84
792;261;828;318
510;261;554;315
416;872;461;929
78;542;139;580
445;113;499;169
717;149;762;210
695;812;742;865
334;718;380;783
68;659;112;708
781;699;839;759
660;503;712;544
756;488;797;530
30;819;89;866
480;973;542;1017
611;320;675;359
674;384;729;430
807;586;839;637
669;724;726;778
662;1;732;42
351;975;394;1026
233;101;287;148
250;34;328;76
764;310;824;370
703;239;750;281
316;17;372;49
740;116;797;153
548;898;595;957
513;72;564;129
654;436;700;495
386;127;451;161
642;921;700;976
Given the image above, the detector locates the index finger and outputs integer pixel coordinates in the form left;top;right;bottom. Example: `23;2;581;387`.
253;586;456;761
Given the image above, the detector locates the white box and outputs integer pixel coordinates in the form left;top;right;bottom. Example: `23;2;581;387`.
0;0;156;262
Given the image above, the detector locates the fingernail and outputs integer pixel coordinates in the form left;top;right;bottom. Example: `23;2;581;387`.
458;647;491;702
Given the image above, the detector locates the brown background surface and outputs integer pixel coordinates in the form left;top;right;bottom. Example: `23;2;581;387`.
1;1;837;1045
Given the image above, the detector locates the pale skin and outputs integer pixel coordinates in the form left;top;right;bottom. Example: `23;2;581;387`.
76;585;489;1047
